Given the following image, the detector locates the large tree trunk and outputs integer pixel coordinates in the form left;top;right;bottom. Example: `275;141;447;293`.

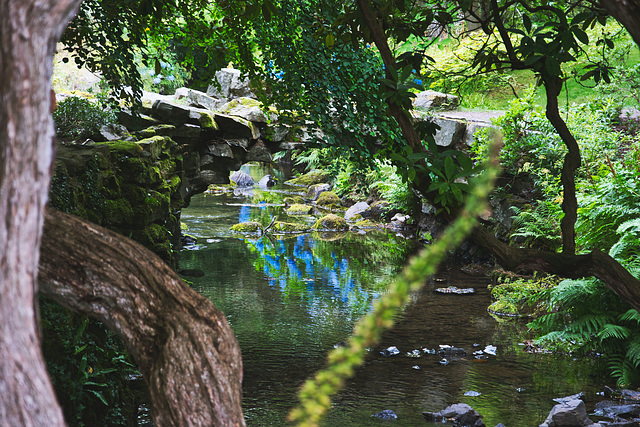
602;0;640;48
0;0;80;424
39;208;245;426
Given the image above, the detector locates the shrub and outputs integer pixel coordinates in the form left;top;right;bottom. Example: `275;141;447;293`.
53;96;116;140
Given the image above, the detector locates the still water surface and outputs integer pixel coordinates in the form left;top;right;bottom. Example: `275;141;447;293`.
179;166;608;426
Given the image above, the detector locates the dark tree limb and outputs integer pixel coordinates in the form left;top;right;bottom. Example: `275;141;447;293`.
39;208;245;427
543;75;581;255
354;0;422;152
471;226;640;311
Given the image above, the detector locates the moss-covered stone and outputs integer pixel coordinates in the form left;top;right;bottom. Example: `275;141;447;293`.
315;191;341;206
487;300;520;317
230;221;262;233
96;140;144;156
103;198;134;226
272;222;310;233
312;214;348;231
286;204;313;215
119;157;150;185
205;184;235;194
285;170;329;187
354;219;378;228
283;196;304;206
197;111;218;130
132;223;172;259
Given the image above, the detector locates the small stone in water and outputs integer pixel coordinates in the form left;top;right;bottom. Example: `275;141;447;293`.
474;355;488;361
516;387;526;392
439;358;450;365
473;350;484;355
483;345;497;356
380;346;400;357
413;365;420;370
435;286;475;294
407;349;421;358
372;409;398;420
464;391;481;397
423;348;436;354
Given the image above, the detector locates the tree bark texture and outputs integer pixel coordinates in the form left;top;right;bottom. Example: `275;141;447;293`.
602;0;640;48
39;208;245;427
0;0;80;424
543;75;581;255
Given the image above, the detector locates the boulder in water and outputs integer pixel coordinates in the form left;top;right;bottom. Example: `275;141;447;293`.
423;403;485;426
258;174;276;187
230;170;254;187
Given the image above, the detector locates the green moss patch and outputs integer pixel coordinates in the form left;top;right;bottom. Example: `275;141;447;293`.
487;274;557;318
316;191;341;206
354;219;379;228
284;196;305;206
285;170;329;187
231;221;262;233
96;140;143;156
312;214;348;231
272;222;310;233
286;204;313;215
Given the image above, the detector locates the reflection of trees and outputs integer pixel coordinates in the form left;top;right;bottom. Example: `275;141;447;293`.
245;232;415;317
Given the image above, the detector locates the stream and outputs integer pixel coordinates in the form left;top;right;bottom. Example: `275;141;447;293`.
178;164;609;426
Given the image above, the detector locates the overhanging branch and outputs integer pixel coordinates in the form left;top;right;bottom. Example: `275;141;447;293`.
38;208;245;427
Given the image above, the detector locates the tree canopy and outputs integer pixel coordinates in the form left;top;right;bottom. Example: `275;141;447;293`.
3;0;640;425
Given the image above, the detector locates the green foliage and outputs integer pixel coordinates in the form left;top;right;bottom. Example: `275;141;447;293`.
40;297;139;426
138;56;189;95
511;201;563;251
53;96;116;140
488;274;557;317
530;215;640;385
577;169;640;252
365;162;417;213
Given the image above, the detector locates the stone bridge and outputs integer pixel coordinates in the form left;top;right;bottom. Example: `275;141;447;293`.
51;69;497;266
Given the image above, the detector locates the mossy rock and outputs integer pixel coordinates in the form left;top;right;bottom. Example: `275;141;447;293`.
354;219;378;228
487;300;520;317
272;222;310;233
230;221;262;233
96;140;144;156
286;204;313;215
119;157;150;185
197;111;218;130
285;170;329;187
205;184;235;194
103;198;134;226
312;214;348;231
283;195;304;206
316;191;341;206
131;224;172;261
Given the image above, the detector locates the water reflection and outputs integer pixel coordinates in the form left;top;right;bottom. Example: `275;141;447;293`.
179;165;609;426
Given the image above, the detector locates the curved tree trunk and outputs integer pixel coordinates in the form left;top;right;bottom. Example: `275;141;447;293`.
39;208;245;426
543;74;581;255
0;0;80;424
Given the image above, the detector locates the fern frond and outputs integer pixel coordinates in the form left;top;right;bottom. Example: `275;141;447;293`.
626;336;640;368
619;309;640;324
598;324;631;341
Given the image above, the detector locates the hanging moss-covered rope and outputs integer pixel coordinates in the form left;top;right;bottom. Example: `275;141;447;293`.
288;143;501;427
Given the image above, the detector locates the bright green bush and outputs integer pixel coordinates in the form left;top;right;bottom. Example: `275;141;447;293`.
53;96;116;140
